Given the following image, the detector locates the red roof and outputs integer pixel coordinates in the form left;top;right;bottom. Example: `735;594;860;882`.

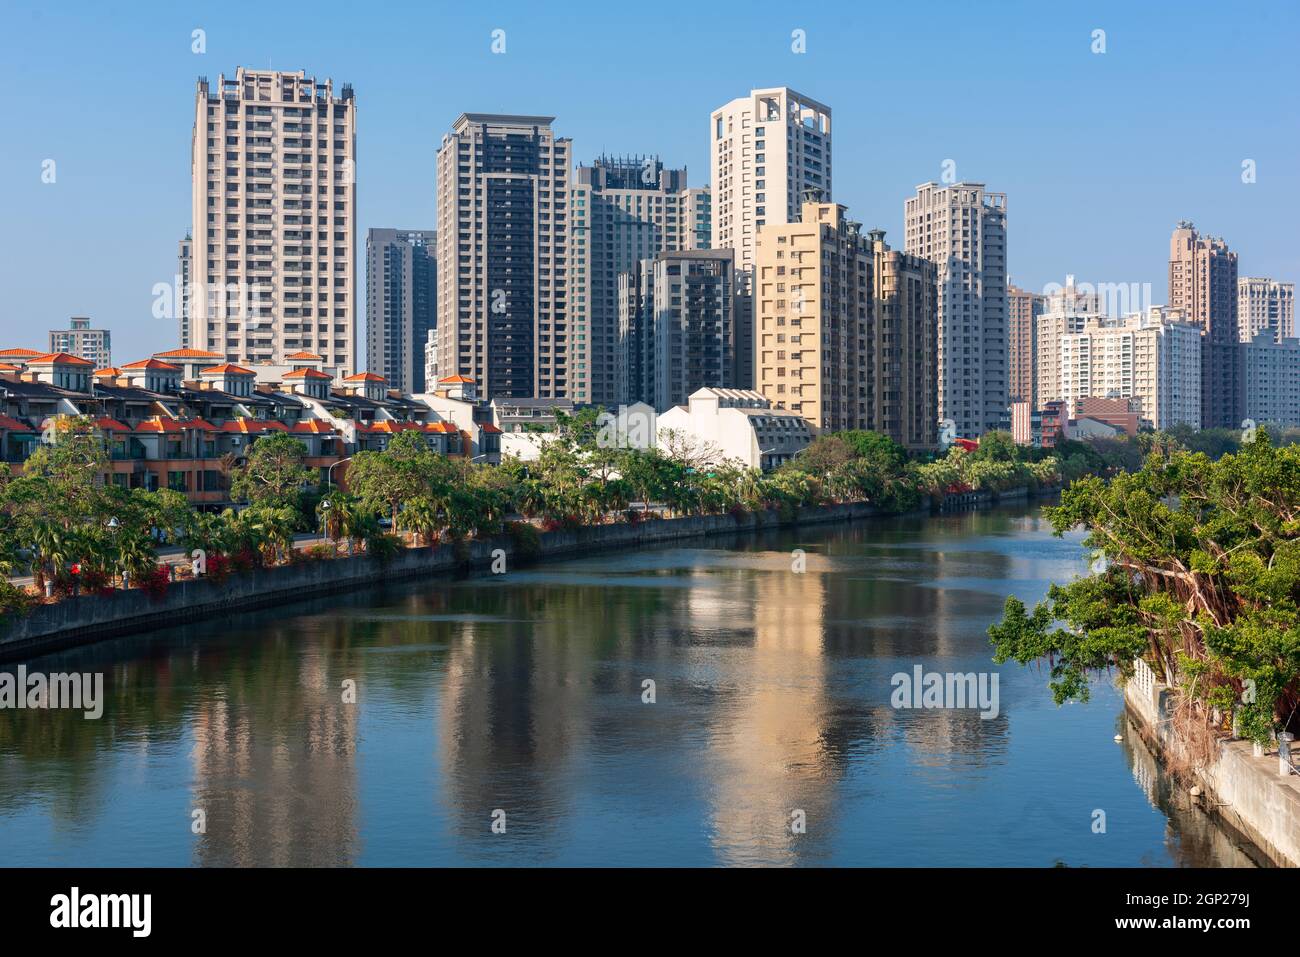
122;358;182;371
154;348;223;359
0;414;33;432
363;420;421;434
283;368;331;379
291;419;337;434
423;421;459;434
0;363;23;373
180;418;220;431
343;372;386;382
438;375;475;384
284;350;324;361
221;417;288;433
134;416;184;434
200;363;256;376
479;423;502;434
0;348;42;357
28;352;94;366
91;416;131;433
93;366;124;377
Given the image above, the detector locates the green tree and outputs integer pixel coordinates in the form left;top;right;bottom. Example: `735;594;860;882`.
230;433;315;509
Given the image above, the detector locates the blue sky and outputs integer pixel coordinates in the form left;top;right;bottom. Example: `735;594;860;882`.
0;0;1296;363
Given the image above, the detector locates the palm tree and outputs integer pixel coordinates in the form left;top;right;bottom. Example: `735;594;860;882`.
400;495;442;548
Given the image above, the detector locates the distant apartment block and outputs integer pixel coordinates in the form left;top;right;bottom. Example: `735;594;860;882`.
1007;283;1044;404
49;317;111;368
190;68;357;375
1056;311;1202;431
616;249;735;411
1169;221;1239;429
867;230;938;450
568;156;707;406
178;235;193;347
366;228;436;393
904;182;1008;438
1034;276;1102;410
1238;277;1295;343
1242;331;1300;429
435;114;570;400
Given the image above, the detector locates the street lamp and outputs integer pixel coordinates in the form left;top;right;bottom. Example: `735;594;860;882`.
326;456;352;490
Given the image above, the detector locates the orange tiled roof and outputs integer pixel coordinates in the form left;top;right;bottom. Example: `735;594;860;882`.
200;363;256;376
438;375;475;384
479;423;503;434
91;416;131;432
28;352;94;366
122;358;182;371
0;414;33;432
343;372;386;382
423;421;459;434
221;417;288;433
291;419;337;434
284;350;324;361
0;348;42;358
363;420;422;433
0;363;23;373
134;416;184;434
180;418;220;431
283;368;331;379
154;348;223;359
93;366;124;377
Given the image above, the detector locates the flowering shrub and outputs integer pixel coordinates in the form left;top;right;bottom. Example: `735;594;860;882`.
138;564;171;601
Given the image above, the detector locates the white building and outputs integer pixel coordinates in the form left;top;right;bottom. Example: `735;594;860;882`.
657;387;811;471
1238;277;1295;343
1242;332;1300;429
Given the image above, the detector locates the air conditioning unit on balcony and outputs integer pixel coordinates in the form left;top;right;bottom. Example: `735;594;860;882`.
230;437;242;446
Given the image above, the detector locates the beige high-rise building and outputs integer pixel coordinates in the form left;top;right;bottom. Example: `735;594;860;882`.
754;200;869;432
435;114;571;399
711;88;831;390
190;69;357;376
1056;311;1202;431
904;182;1008;438
568;156;707;406
1034;276;1101;410
1007;283;1044;404
1238;277;1295;343
1168;221;1239;428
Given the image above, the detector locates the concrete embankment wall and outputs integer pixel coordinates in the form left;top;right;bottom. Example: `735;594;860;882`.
1124;671;1300;867
0;500;894;661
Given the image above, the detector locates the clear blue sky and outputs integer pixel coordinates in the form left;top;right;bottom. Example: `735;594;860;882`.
1;0;1296;364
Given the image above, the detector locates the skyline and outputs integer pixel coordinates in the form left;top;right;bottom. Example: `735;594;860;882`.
1;0;1297;363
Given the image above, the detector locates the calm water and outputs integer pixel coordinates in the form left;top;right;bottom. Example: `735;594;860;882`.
0;504;1259;866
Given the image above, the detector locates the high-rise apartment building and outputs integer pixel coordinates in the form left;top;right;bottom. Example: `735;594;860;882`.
1007;283;1044;404
435;114;570;399
1242;331;1300;429
866;230;938;450
754;200;870;432
49;317;111;368
1238;277;1295;343
1168;221;1240;429
711;88;832;391
1034;276;1101;410
190;68;357;375
366;228;436;393
1055;311;1202;431
568;156;707;406
615;249;735;410
904;182;1008;438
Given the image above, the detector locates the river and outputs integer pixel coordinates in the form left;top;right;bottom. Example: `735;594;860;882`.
0;503;1261;866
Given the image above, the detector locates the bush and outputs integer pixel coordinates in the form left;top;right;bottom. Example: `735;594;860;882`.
0;579;36;621
506;520;541;559
366;532;402;565
138;564;171;602
301;543;338;562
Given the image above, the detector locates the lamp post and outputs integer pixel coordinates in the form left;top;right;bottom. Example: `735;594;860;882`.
106;516;124;589
320;498;333;543
326;457;352;490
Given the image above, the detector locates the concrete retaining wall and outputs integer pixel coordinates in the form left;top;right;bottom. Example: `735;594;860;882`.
1124;671;1300;867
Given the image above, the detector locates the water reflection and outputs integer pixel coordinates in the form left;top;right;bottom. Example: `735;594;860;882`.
0;506;1256;866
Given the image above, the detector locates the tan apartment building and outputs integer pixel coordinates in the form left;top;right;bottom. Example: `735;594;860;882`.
711;88;831;389
904;182;1008;438
1168;221;1239;428
754;200;870;432
568;156;707;406
1007;283;1044;404
190;68;357;376
48;317;111;368
1238;276;1295;343
434;114;571;399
